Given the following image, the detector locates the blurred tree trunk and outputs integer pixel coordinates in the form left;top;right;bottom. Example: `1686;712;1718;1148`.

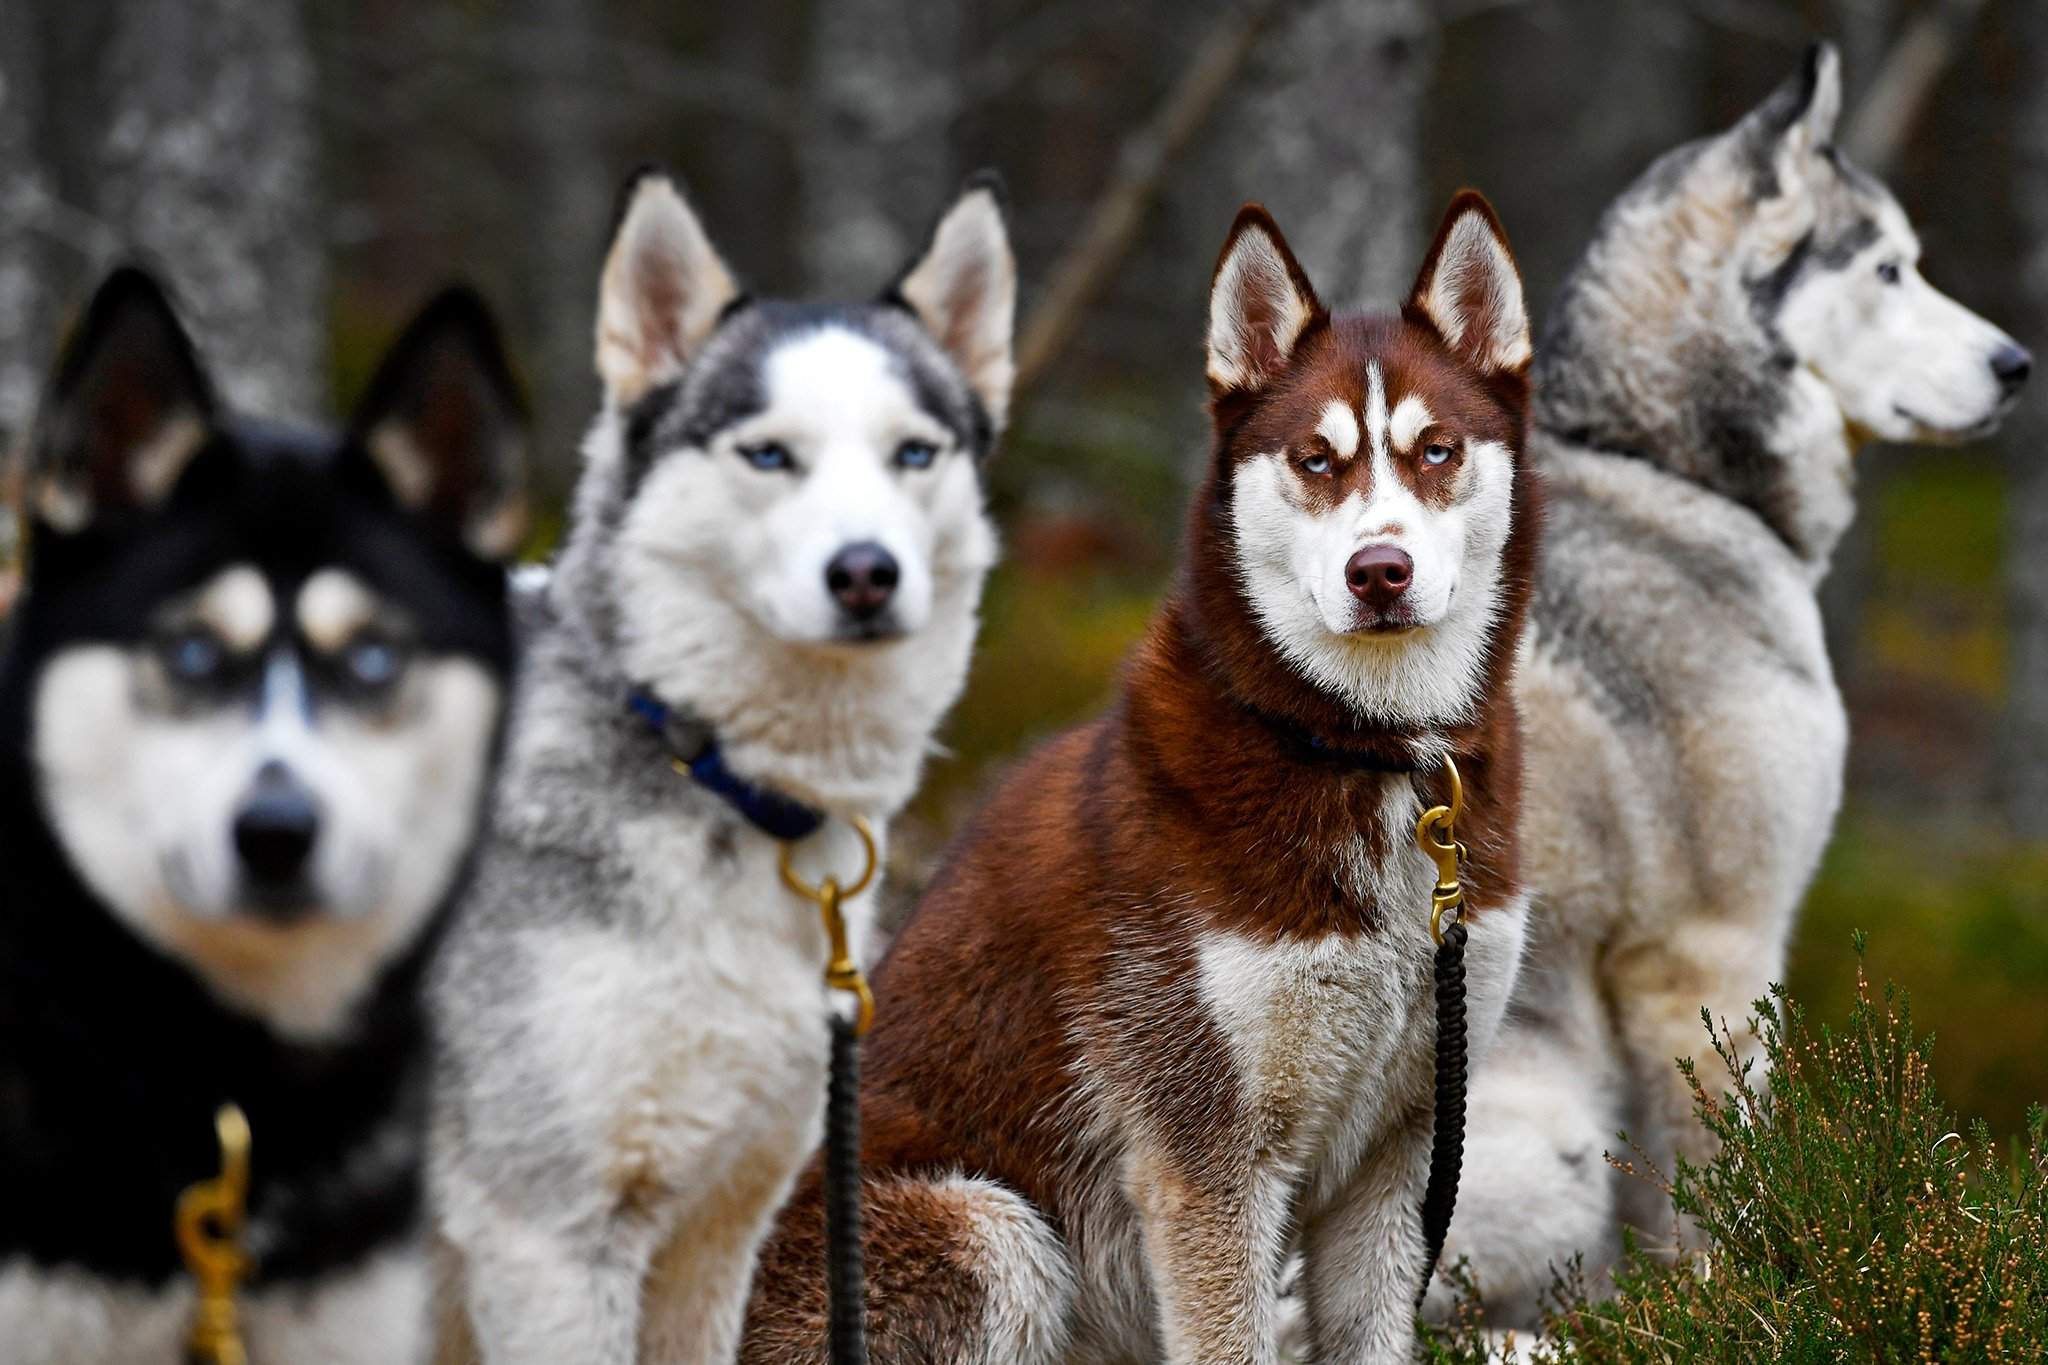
799;0;961;294
2006;1;2048;838
1176;0;1437;313
0;1;46;603
0;1;51;450
89;0;326;418
1829;0;1898;107
513;0;610;503
1439;0;1701;320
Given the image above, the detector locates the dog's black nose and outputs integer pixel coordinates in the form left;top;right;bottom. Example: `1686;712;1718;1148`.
233;762;320;891
825;542;899;620
1991;343;2033;394
1346;545;1413;609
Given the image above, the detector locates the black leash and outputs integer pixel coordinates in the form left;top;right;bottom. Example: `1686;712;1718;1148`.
825;1015;869;1364
772;818;877;1365
1418;920;1469;1305
1413;757;1472;1308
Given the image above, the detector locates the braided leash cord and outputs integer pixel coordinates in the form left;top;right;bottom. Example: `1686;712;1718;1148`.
825;1013;869;1365
1417;919;1469;1304
775;822;878;1365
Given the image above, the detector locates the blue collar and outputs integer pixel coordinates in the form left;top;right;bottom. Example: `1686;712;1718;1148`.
626;688;827;843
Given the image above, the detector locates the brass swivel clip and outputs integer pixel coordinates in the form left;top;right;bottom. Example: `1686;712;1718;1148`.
1414;754;1467;945
778;815;880;1036
175;1103;252;1365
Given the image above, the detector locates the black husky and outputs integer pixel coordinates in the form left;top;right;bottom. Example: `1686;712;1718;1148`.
0;268;525;1364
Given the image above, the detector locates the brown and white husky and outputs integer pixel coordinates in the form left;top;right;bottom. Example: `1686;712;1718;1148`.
743;191;1541;1365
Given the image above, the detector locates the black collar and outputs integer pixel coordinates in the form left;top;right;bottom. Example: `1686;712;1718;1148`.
1241;701;1427;773
626;688;827;842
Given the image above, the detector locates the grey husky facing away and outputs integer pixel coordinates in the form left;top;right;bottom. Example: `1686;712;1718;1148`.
427;170;1014;1363
1431;42;2030;1325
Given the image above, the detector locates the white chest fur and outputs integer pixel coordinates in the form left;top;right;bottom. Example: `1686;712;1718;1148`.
512;808;877;1199
1193;793;1528;1205
0;1247;426;1365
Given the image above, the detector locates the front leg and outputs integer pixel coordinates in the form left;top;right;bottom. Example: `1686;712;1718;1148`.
438;1187;663;1365
1129;1141;1291;1365
1604;917;1780;1199
1300;1114;1432;1363
429;1045;671;1365
639;1140;811;1364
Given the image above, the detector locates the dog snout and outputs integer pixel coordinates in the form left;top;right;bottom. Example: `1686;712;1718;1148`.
1991;342;2033;396
233;761;321;898
1346;545;1413;609
825;542;900;621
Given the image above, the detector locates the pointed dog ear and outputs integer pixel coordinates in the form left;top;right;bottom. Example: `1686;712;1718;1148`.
1739;40;1843;195
1206;205;1324;399
1406;191;1531;379
594;168;741;408
349;287;530;562
891;171;1018;432
26;267;216;534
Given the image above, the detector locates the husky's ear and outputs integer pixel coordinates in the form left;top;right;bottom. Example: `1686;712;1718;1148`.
1405;191;1531;379
349;287;530;562
1739;41;1843;194
891;172;1018;431
1206;205;1324;399
26;267;215;534
594;169;740;408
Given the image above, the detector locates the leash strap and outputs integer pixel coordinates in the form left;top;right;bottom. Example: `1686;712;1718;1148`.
1418;920;1469;1303
1413;757;1471;1307
825;1015;869;1365
775;825;879;1365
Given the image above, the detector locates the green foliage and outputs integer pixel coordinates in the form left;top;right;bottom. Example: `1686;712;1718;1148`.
911;562;1160;824
1794;812;2048;1137
1421;953;2048;1363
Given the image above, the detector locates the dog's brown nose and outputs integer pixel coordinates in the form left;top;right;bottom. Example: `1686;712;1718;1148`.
1346;545;1413;608
826;542;900;620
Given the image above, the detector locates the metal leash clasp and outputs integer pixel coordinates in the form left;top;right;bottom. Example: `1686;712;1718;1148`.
1414;754;1466;945
175;1103;252;1365
778;815;879;1037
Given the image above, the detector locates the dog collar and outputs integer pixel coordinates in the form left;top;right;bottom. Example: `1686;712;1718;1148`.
625;688;827;842
1242;702;1426;773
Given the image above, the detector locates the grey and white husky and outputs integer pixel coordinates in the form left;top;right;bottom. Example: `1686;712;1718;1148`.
427;169;1014;1363
1432;42;2030;1324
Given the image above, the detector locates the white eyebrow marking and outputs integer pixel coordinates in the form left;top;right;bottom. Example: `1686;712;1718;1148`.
296;569;379;654
1363;361;1390;462
194;565;274;652
1390;394;1434;453
1315;400;1360;459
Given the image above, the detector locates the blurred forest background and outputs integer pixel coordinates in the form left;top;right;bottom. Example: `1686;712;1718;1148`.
0;0;2043;1130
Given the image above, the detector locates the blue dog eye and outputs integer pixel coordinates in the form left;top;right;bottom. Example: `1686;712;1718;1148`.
740;443;794;472
343;636;405;690
1424;444;1455;466
895;440;939;470
162;629;225;683
1302;453;1331;475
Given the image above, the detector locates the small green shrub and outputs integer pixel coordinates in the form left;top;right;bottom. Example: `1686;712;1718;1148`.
1421;940;2048;1363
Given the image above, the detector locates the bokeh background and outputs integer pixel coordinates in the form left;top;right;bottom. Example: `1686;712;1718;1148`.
1;0;2043;1132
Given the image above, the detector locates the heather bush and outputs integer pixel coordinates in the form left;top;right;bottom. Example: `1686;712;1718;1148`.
1421;938;2048;1363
